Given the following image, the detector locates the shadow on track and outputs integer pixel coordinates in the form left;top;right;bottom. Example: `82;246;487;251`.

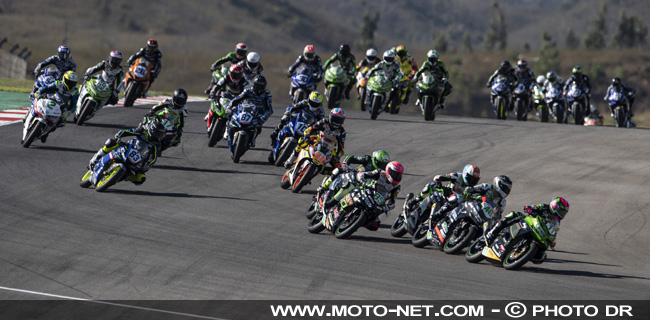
155;164;282;177
525;266;650;281
80;123;134;130
106;189;257;201
34;146;97;154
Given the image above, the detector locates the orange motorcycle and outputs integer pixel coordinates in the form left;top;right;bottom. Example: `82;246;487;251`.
123;57;154;107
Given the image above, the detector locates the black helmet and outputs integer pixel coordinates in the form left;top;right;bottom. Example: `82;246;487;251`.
145;121;166;143
253;75;267;94
500;60;511;72
339;44;351;57
172;88;188;109
612;77;621;87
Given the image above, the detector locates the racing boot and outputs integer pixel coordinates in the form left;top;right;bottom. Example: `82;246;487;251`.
284;150;298;169
403;89;412;105
530;251;547;264
127;173;147;185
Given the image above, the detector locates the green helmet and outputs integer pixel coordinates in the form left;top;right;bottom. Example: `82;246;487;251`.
371;150;390;170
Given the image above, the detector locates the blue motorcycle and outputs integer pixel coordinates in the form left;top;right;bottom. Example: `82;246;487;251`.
290;66;315;104
80;135;155;192
270;108;318;166
227;100;260;163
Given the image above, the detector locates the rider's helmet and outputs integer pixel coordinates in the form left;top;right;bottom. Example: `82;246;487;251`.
572;66;583;77
252;75;267;95
462;164;481;186
57;45;71;61
371;150;390;170
308;91;323;111
385;161;405;186
172;88;188;109
145;121;166;144
427;50;439;64
546;71;557;83
499;60;512;73
536;75;546;86
108;50;123;69
235;43;248;59
395;45;408;58
366;48;378;62
146;38;158;53
549;197;570;220
339;44;351;57
329;108;346;129
517;59;527;71
383;50;396;63
612;77;621;87
303;45;316;61
246;52;260;69
493;175;512;198
62;71;78;91
229;64;244;83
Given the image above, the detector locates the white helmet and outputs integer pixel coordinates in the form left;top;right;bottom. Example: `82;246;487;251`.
246;52;260;69
366;48;377;59
383;50;396;63
536;75;546;85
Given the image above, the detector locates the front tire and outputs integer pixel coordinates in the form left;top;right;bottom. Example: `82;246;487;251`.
370;95;381;120
442;220;477;254
326;85;339;109
572;102;584;125
540;105;550;123
232;132;247;163
208;117;226;147
291;163;316;193
615;107;626;128
80;170;93;188
280;170;291;189
123;82;139;107
515;100;526;121
95;165;125;192
465;240;486;263
502;237;539;270
307;212;326;234
496;96;506;120
390;215;408;237
334;211;367;239
411;223;431;248
22;121;46;148
75;99;95;125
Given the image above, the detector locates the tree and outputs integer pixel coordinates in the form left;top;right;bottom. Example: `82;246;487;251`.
461;32;473;53
612;11;648;48
565;27;579;49
537;31;559;74
484;0;507;51
358;11;380;50
583;2;607;49
433;31;449;53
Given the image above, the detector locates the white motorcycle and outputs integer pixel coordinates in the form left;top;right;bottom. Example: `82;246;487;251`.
22;97;62;148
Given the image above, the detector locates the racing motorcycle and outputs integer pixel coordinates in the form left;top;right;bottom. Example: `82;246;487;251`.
80;130;157;192
206;66;228;96
271;108;317;167
323;64;348;109
388;74;409;114
465;212;556;270
531;84;550;122
608;90;631;128
356;66;371;111
390;190;445;238
305;168;358;220
206;92;233;147
416;72;445;121
227;100;260;163
366;71;393;120
289;66;315;105
123;57;155;107
426;198;495;254
490;75;512;120
74;71;112;125
21;96;62;148
513;81;530;121
30;66;60;103
307;180;385;239
545;82;567;124
566;82;588;125
281;131;337;193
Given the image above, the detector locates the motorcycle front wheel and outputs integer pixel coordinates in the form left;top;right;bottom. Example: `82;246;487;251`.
22;121;46;148
95;164;125;192
502;237;538;270
390;215;408;238
465;239;486;263
334;211;367;239
76;99;96;125
442;220;477;254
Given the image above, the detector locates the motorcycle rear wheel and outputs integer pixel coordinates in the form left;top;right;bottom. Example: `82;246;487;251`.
307;212;326;234
370;95;381;120
390;215;408;237
274;139;297;167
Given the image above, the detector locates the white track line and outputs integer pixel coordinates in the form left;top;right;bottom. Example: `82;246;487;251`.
0;285;229;320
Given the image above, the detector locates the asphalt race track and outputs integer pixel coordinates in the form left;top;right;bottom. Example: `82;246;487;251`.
0;100;649;302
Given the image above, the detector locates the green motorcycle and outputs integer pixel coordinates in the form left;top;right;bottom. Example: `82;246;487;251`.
531;84;550;122
324;64;348;109
206;92;233;147
465;213;556;270
416;72;444;121
74;72;112;125
366;71;393;120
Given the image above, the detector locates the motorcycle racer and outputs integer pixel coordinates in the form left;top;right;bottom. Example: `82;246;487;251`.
284;108;346;169
126;39;162;98
563;66;591;110
486;60;519;109
287;45;324;89
84;51;125;106
323;44;357;99
141;88;188;152
413;50;452;109
484;197;569;264
88;121;166;185
205;43;248;93
604;77;636;118
226;75;273;148
29;71;79;142
33;45;76;78
394;45;418;104
236;52;264;83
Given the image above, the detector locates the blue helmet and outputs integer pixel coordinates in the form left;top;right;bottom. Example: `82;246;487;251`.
329;108;346;129
57;45;71;61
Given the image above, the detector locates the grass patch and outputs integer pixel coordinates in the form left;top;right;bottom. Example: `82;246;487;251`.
0;78;33;93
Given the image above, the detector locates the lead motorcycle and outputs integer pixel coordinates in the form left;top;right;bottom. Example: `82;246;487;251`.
490;75;512;120
21;96;62;148
281;131;337;193
566;82;588;125
366;71;394;120
79;126;158;192
545;82;567;124
416;72;445;121
465;212;556;270
608;91;631;128
307;180;385;239
513;81;530;121
227;100;260;163
74;71;112;125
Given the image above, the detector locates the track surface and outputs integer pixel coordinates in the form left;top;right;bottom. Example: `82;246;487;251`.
0;101;649;301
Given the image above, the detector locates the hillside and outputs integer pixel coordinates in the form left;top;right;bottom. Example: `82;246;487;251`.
1;0;649;125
